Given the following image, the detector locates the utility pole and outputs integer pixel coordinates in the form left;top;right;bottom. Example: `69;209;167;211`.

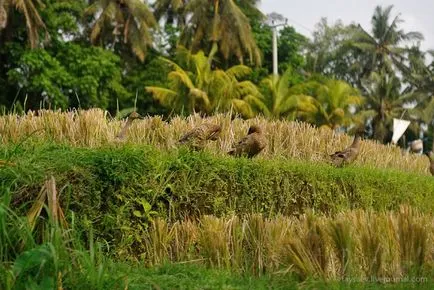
272;25;278;76
267;13;288;76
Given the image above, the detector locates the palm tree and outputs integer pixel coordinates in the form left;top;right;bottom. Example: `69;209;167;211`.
304;18;366;88
407;94;434;150
350;5;423;77
146;50;212;114
259;69;301;119
212;64;265;117
85;0;157;61
145;46;262;117
404;47;434;93
0;0;47;48
181;0;261;66
296;79;364;130
0;0;7;29
153;0;187;27
362;71;416;142
395;47;433;145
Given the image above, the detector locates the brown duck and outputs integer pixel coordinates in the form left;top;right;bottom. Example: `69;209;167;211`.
178;123;222;150
228;125;266;158
330;133;362;167
115;111;143;140
424;152;434;176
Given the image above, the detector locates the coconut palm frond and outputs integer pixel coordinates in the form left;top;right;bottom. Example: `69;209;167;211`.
145;87;178;103
86;0;156;61
232;99;255;118
226;65;252;79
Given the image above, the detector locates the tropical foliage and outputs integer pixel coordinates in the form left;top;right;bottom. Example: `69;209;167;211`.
0;2;433;147
349;5;424;76
361;71;414;142
180;0;262;65
259;69;301;119
84;0;157;61
1;2;434;288
0;0;47;48
146;47;263;117
297;79;364;130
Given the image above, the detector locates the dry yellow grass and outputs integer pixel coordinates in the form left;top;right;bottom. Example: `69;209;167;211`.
0;108;429;174
140;206;433;281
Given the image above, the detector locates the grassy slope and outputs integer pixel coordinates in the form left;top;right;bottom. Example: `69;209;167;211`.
1;143;433;252
1;143;433;215
1;143;434;289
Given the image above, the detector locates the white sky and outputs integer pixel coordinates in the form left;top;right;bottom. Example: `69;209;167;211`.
260;0;434;51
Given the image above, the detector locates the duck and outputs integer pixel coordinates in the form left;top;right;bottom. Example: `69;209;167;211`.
115;111;143;140
178;123;222;150
330;132;363;167
228;125;266;158
408;139;423;154
424;151;434;176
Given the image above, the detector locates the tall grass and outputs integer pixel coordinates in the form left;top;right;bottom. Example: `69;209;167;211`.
0;108;429;174
140;206;433;283
0;177;113;290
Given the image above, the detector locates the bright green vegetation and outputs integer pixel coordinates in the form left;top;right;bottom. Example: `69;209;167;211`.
58;263;433;290
1;2;434;149
2;1;434;288
1;143;433;253
0;142;433;289
1;143;433;218
3;252;431;290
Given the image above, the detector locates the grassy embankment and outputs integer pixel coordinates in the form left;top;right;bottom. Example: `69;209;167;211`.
0;109;433;288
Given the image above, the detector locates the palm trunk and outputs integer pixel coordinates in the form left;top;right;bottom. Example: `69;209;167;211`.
212;0;219;41
123;15;131;43
0;0;7;29
0;4;13;45
208;42;218;63
208;0;220;63
432;125;434;152
373;100;387;142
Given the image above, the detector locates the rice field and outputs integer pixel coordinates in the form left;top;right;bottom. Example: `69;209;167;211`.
1;109;433;288
0;108;429;175
141;205;433;281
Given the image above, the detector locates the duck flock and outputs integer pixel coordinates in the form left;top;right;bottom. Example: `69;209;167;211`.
118;112;434;175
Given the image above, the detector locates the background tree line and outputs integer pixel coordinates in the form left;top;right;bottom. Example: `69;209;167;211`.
0;1;433;147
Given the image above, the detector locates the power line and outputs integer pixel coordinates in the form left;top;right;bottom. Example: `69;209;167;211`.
285;17;314;34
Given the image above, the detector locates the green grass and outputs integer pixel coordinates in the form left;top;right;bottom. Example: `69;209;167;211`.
70;262;434;290
1;142;433;216
7;260;433;290
106;263;294;290
1;142;433;260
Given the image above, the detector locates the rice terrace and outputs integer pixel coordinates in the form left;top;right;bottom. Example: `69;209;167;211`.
1;0;434;289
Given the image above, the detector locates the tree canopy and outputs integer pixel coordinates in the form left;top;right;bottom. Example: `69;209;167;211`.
0;2;433;148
